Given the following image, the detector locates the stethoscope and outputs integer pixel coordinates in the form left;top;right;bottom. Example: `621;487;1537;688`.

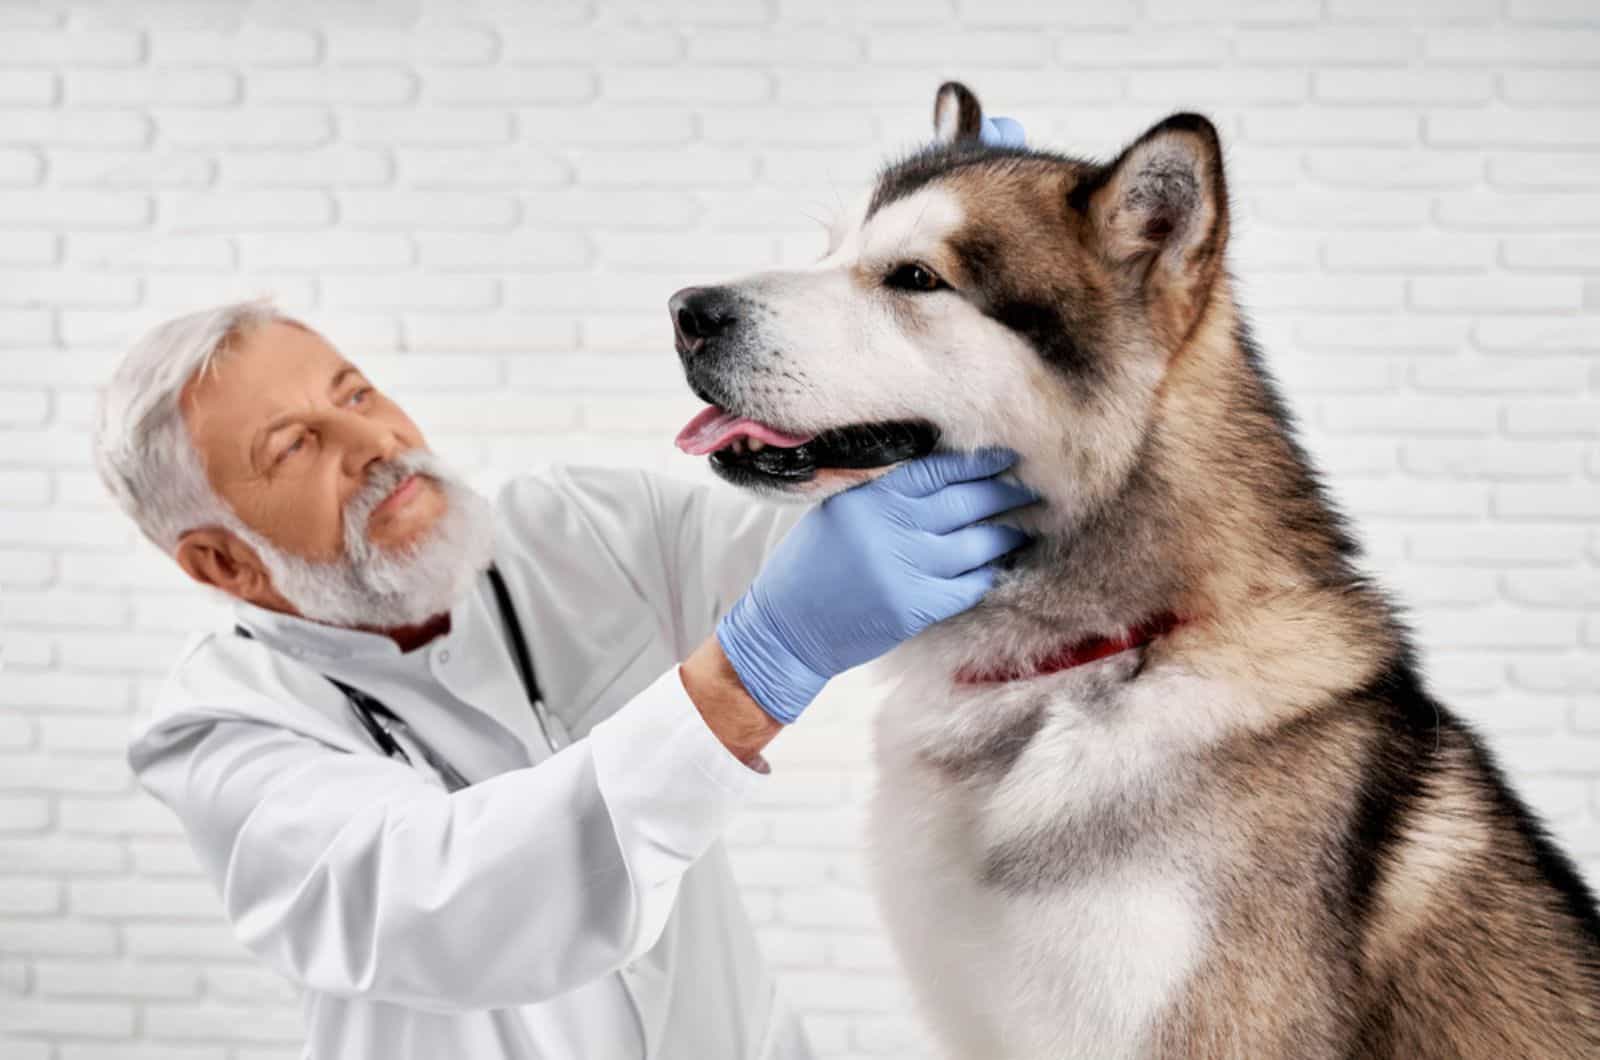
234;563;564;792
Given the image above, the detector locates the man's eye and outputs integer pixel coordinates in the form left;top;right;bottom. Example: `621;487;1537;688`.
345;386;372;406
276;434;307;465
885;263;945;292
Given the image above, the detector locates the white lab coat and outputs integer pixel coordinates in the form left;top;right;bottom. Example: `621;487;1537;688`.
127;464;812;1060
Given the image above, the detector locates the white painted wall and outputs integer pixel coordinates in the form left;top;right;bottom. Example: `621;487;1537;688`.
1;0;1597;1056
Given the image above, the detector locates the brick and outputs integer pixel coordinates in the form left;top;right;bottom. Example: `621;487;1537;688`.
216;145;390;186
1508;0;1600;19
403;312;577;352
1425;29;1600;64
238;232;413;270
2;109;149;147
1411;276;1582;312
689;29;861;65
396;146;566;187
161;190;333;231
65;69;238;107
1327;0;1498;17
1475;316;1600;352
248;68;416;105
144;1001;304;1042
1;29;141;65
0;795;49;831
70;233;232;271
1439;193;1600;229
0;273;140;309
204;965;297;1003
1408;525;1584;566
867;29;1052;65
1236;28;1418;63
1242;107;1420;145
0;919;117;955
340;190;517;229
1429;110;1600;148
0;69;57;104
129;839;205;879
35;961;199;1000
149;27;319;66
1402;438;1580;480
400;393;580;432
700;107;875;145
155;108;332;148
1415;356;1589;394
0;310;53;345
1321;396;1498;435
1503;401;1600;437
503;27;681;62
341;109;512;145
1502;71;1600;104
1488;152;1600;190
1495;483;1600;519
1129;69;1309;104
325;24;496;64
47;150;210;188
603;68;769;103
0;876;58;913
416;231;589;270
1323;232;1494;272
1337;479;1490;519
0;998;134;1037
1247;273;1406;310
506;353;680;391
423;67;592;104
1502;236;1600;270
39;717;143;754
518;106;695;145
1055;31;1227;66
572;148;757;186
0;835;123;874
1314;69;1492;104
1505;572;1600;608
0;230;55;265
59;1045;225;1060
1304;150;1482;192
71;879;219;919
1511;658;1600;692
593;230;772;269
0;390;49;425
521;189;696;228
322;275;499;311
958;0;1138;22
124;922;256;961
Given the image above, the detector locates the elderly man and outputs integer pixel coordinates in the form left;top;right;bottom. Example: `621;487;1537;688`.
91;298;1034;1058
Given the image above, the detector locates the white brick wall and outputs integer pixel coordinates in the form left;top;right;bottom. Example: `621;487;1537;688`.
2;1;1597;1057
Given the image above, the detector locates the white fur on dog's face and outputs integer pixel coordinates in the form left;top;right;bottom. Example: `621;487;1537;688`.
694;186;1072;504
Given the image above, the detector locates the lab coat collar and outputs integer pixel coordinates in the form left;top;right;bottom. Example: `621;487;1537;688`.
229;573;480;665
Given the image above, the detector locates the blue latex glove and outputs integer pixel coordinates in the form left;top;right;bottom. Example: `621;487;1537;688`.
717;448;1038;723
980;115;1026;148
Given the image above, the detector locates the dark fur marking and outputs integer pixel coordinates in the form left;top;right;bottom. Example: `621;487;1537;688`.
918;703;1047;783
950;232;1095;378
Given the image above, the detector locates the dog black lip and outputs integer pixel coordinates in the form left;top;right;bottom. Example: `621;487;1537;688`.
710;420;941;483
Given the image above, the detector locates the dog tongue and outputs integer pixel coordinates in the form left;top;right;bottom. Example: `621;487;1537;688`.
675;405;815;455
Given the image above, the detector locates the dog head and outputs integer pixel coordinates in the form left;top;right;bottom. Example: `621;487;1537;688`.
671;81;1230;523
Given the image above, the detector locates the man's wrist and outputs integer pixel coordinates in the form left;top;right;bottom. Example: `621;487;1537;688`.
679;634;782;771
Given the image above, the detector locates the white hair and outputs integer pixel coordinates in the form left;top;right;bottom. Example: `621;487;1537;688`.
93;299;496;628
92;298;293;555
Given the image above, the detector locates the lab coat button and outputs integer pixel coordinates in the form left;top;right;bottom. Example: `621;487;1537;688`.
437;649;451;664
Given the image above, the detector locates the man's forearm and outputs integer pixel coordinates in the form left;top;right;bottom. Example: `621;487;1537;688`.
678;634;782;771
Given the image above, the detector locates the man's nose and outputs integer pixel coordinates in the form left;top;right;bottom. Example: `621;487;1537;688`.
337;412;406;479
668;286;737;358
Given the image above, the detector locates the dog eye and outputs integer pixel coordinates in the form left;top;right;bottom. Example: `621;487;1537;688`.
885;263;945;293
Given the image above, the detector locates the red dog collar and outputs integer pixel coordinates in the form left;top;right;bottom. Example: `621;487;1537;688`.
954;611;1187;685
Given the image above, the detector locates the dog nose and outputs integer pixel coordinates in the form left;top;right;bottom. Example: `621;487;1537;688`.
669;286;737;356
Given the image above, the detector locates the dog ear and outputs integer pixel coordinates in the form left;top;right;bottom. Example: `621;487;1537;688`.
932;81;984;145
1073;113;1229;347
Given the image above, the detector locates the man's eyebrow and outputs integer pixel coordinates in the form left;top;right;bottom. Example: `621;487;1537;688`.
248;364;366;473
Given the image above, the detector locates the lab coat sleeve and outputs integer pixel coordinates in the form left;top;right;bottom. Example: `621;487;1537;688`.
130;664;766;1013
642;470;809;658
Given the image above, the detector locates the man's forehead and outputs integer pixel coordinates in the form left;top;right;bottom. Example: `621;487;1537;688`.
181;322;354;434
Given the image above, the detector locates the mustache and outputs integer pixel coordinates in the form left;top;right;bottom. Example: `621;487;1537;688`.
344;448;449;544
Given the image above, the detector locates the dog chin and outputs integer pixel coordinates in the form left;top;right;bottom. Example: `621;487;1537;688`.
708;459;896;502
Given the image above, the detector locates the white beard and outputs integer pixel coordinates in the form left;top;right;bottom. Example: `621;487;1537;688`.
227;447;495;630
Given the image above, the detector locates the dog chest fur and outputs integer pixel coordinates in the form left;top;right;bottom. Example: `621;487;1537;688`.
865;641;1226;1059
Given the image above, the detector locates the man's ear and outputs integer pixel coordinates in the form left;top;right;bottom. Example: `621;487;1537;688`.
174;527;276;604
1072;113;1229;349
932;81;984;145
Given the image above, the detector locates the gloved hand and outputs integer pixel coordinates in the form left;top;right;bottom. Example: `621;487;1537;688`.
717;448;1038;723
980;115;1026;147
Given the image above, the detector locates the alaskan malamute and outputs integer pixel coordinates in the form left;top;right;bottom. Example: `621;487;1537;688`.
669;81;1600;1058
